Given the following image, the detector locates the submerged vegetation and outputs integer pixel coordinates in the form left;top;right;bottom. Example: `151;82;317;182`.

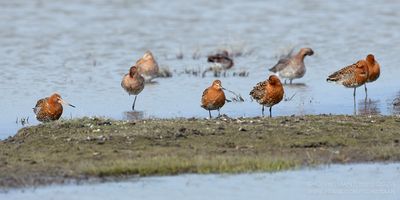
1;115;400;188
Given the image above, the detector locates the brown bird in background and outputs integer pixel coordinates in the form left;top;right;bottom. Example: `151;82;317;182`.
33;93;75;122
327;58;369;112
121;66;145;110
135;50;159;82
207;50;234;70
269;47;314;84
364;54;380;96
250;75;284;117
201;80;226;118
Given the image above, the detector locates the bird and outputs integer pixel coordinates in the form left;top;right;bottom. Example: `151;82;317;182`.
33;93;75;122
207;50;234;70
364;54;380;96
250;75;284;117
201;80;226;118
326;59;369;111
135;50;159;82
121;66;145;111
269;47;314;84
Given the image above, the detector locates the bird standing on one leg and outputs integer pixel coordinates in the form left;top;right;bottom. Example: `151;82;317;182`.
250;75;284;117
121;66;145;111
327;59;369;114
33;93;75;122
201;80;226;118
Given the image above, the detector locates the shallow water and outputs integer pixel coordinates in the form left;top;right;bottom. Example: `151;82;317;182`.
2;163;399;200
1;0;400;138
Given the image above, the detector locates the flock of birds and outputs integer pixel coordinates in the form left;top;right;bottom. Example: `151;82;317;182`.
33;48;380;122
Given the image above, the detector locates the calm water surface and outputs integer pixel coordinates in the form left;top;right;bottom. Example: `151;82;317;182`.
2;163;399;200
1;0;400;138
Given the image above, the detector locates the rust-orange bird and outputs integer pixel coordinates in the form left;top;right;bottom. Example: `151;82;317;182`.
201;80;226;118
250;75;284;117
327;59;369;106
364;54;380;96
121;66;145;110
33;93;75;122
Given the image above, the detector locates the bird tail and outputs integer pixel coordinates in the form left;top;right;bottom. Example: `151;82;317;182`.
269;66;277;73
326;76;338;82
326;70;342;82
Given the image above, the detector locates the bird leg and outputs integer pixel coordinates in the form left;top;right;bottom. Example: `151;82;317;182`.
218;109;221;117
364;84;368;100
290;79;293;84
353;88;356;115
132;95;138;111
262;105;265;117
208;110;212;119
269;106;272;118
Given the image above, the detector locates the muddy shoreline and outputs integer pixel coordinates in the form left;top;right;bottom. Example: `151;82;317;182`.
1;115;400;189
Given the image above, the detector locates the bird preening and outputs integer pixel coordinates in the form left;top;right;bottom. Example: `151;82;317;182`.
250;75;284;117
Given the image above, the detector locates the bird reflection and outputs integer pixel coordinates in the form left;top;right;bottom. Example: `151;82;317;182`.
283;83;307;88
358;98;380;115
391;92;400;115
123;111;144;121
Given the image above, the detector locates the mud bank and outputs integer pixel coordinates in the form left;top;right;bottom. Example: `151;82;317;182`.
1;115;400;188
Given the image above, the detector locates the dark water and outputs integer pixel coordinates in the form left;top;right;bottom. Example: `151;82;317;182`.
1;0;400;138
2;163;399;200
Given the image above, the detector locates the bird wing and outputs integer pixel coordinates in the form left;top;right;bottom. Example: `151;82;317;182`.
250;81;267;101
202;87;209;99
278;47;295;60
327;64;355;82
135;57;145;67
269;58;291;73
33;98;47;115
201;88;209;108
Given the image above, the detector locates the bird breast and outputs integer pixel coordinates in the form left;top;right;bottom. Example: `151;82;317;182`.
121;74;145;95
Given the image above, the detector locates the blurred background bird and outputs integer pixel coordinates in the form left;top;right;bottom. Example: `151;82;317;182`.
135;50;160;82
269;47;314;84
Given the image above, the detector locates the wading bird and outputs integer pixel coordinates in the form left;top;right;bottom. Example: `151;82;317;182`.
207;50;234;70
135;50;159;82
250;75;284;117
33;93;75;122
121;66;145;111
327;59;369;112
201;80;226;118
269;47;314;84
